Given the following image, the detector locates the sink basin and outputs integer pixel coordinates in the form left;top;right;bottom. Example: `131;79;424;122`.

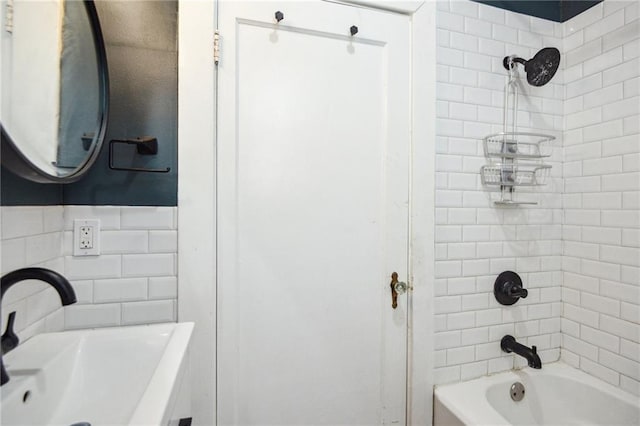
1;322;194;426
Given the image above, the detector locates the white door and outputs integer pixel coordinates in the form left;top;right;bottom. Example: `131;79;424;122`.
217;2;410;424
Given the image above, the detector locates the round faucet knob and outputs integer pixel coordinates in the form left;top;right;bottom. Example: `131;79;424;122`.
494;271;527;305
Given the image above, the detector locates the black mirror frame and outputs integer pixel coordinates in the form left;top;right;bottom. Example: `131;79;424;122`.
0;0;109;184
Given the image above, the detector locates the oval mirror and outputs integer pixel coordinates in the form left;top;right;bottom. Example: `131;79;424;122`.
0;0;108;183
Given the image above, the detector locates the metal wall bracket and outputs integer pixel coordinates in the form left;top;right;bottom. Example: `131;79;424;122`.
108;137;170;173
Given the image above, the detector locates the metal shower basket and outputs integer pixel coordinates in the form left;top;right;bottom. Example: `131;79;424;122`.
480;55;556;206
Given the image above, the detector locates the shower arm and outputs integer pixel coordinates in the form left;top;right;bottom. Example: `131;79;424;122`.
503;56;527;71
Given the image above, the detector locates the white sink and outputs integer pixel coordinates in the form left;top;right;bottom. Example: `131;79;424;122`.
1;322;194;426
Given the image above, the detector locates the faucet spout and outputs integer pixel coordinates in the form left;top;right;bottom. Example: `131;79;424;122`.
501;335;542;369
1;268;77;385
2;268;77;305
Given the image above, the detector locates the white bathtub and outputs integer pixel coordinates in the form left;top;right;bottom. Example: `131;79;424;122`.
434;362;640;425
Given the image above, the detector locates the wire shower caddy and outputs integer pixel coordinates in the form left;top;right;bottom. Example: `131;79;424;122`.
480;61;555;206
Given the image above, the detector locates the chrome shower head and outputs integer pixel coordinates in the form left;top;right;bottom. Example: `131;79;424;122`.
503;47;561;87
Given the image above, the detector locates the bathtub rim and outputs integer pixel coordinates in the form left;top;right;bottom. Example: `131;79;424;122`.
434;360;640;425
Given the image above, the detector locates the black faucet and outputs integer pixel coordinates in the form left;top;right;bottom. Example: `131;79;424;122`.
501;335;542;369
1;268;77;385
1;312;19;354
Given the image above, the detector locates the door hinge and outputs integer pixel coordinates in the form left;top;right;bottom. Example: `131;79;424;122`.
5;0;14;34
214;30;220;66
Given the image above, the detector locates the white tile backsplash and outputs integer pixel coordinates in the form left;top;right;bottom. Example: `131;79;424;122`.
1;206;65;340
65;303;122;329
1;207;45;240
149;230;178;253
43;206;64;233
1;206;178;342
121;206;175;229
148;276;178;300
101;230;149;254
63;206;121;230
71;280;94;304
25;286;63;326
93;278;148;303
1;237;26;275
121;299;176;325
122;253;175;277
24;232;63;265
64;255;122;280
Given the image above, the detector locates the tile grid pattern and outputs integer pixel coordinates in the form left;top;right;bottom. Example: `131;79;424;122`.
434;0;565;384
62;206;178;329
1;206;66;342
560;1;640;396
1;206;177;340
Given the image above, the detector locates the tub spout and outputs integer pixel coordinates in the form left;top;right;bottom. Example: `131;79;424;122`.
1;268;77;385
501;335;542;369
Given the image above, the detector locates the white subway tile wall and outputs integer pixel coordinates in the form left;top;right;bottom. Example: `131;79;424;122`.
62;206;178;328
1;206;178;342
435;0;564;385
561;1;640;396
1;206;65;342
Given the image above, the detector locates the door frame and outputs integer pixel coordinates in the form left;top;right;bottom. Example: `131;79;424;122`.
177;1;435;424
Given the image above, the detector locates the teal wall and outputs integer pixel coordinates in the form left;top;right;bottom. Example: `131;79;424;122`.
473;0;603;23
1;168;63;205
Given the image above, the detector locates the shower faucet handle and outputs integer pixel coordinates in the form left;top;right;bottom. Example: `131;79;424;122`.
507;284;528;299
494;271;528;306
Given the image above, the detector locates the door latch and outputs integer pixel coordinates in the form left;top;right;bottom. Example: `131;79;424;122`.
390;272;407;309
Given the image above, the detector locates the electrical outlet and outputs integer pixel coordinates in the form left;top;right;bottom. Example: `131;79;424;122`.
74;219;100;256
79;226;94;249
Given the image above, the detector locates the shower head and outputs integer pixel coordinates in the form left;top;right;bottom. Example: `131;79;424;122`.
503;47;561;87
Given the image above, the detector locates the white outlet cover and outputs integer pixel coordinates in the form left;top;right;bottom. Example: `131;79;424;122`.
73;219;101;256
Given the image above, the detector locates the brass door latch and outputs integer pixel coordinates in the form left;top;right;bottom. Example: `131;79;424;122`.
390;272;407;309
